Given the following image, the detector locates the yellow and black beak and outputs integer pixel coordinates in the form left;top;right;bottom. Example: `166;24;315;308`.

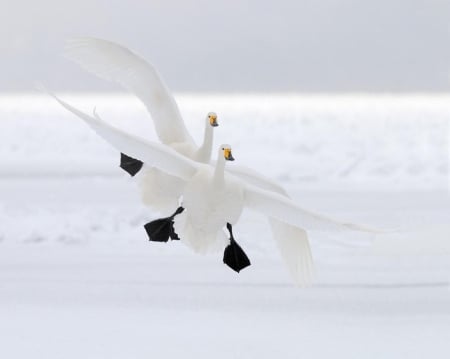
209;115;219;127
224;148;234;161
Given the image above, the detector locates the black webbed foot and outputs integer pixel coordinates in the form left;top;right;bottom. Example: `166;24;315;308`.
120;153;143;176
223;223;251;273
144;207;184;242
144;218;175;242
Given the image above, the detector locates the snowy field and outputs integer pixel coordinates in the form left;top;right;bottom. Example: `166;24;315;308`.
0;94;449;358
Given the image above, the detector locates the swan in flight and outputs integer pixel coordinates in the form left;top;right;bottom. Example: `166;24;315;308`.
47;92;378;285
64;37;219;212
60;37;308;280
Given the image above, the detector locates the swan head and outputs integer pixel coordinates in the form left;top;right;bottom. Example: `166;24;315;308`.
207;112;219;127
220;144;234;161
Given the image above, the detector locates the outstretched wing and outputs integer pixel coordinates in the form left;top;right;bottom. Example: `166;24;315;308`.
64;37;195;146
226;164;288;196
244;184;379;232
46;90;197;180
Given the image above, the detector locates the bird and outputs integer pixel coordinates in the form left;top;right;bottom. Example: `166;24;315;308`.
64;37;219;213
63;37;294;264
47;92;379;285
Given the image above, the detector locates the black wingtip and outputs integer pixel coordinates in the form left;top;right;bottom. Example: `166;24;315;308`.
223;239;251;273
120;153;143;176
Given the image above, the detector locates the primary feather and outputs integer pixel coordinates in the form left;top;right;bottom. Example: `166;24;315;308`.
65;37;194;145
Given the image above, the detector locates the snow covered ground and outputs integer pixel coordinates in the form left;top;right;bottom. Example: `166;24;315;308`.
0;94;449;358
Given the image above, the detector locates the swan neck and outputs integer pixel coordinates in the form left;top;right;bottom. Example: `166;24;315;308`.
214;155;226;188
195;120;213;163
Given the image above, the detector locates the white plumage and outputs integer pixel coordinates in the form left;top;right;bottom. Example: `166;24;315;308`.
65;38;218;213
48;92;378;285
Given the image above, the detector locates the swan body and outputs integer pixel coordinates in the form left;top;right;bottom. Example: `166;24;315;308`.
178;147;244;253
48;92;378;284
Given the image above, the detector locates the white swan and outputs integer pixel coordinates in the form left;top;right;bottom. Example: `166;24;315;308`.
50;34;310;281
48;92;378;285
64;37;219;212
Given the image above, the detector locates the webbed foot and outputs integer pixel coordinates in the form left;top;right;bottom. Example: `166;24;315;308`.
144;207;184;242
120;153;143;176
223;223;251;273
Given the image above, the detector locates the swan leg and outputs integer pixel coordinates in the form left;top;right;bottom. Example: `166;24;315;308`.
144;207;184;242
223;223;251;273
120;153;143;176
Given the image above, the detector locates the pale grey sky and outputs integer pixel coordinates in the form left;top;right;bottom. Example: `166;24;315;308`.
1;0;449;92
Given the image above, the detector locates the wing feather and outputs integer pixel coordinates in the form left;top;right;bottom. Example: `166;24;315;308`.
64;37;195;146
46;90;197;180
269;219;314;286
226;164;288;196
244;185;378;232
228;165;315;285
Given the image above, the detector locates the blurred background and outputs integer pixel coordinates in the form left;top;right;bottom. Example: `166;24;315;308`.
2;0;450;92
1;1;450;358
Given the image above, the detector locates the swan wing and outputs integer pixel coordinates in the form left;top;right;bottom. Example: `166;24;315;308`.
47;91;197;180
226;164;317;285
64;37;195;146
244;184;377;232
229;166;314;285
226;164;288;196
269;219;314;286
